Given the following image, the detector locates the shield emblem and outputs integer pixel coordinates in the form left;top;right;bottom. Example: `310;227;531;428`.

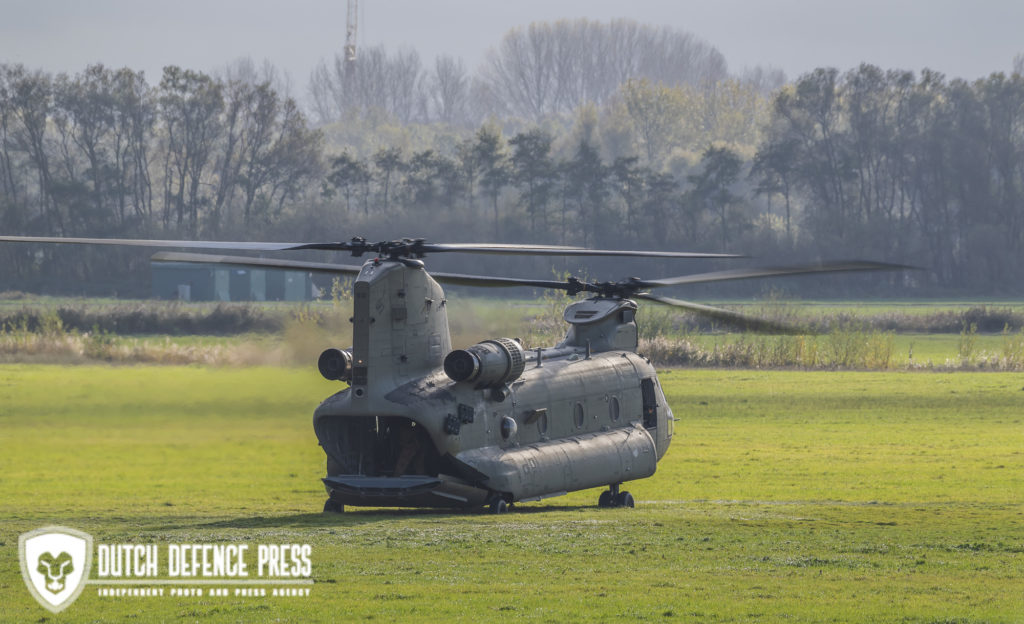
19;526;93;613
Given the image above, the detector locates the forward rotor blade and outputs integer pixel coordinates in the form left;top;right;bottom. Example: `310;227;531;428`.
640;260;910;289
636;293;806;334
278;241;591;252
151;252;364;275
0;235;743;258
0;235;307;251
152;252;583;291
149;251;362;274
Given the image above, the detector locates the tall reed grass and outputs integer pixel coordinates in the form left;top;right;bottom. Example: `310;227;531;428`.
4;292;1024;370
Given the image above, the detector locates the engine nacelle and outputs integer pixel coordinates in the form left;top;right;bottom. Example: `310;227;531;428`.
318;348;353;382
443;338;525;389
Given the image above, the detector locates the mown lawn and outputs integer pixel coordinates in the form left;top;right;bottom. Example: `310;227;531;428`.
0;365;1021;622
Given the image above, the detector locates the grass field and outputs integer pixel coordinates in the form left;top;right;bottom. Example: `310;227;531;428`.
1;365;1021;622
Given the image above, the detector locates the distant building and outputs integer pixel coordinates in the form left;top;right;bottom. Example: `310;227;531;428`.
151;261;315;301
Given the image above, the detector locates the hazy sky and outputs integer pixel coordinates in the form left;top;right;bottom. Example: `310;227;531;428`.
2;0;1021;96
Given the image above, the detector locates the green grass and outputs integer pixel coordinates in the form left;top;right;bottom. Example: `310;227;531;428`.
0;366;1022;622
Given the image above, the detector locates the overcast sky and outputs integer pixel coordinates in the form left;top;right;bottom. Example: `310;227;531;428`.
2;0;1021;96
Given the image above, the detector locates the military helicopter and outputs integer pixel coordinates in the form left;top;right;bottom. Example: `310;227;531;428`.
0;234;900;513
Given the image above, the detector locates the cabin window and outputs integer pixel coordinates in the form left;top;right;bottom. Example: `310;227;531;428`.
609;396;620;422
641;378;658;428
573;402;585;428
537;412;548;435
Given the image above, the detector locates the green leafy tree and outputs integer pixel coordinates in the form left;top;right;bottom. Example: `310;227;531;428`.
326;150;370;214
563;138;610;246
611;155;646;237
509;128;557;236
687;145;743;251
403;149;442;209
372;146;404;213
751;137;798;246
620;78;684;165
641;170;679;246
473;124;509;238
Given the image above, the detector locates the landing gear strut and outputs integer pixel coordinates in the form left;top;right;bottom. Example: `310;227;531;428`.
598;483;634;508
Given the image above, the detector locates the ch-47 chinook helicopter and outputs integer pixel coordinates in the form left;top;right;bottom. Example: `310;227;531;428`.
0;234;900;513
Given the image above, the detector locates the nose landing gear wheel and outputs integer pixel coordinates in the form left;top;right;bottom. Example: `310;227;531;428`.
489;498;509;514
323;499;344;514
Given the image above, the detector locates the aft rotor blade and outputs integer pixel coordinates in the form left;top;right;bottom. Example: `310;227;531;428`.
150;252;364;275
0;235;305;251
422;243;744;259
639;260;910;289
636;293;806;334
427;271;573;290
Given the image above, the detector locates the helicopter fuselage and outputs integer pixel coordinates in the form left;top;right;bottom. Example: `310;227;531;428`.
313;258;674;510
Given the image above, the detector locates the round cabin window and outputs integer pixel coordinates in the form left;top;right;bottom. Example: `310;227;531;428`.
573;402;585;428
609;396;620;421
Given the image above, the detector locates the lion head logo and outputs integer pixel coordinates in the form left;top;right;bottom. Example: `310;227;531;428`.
19;526;92;613
36;551;75;594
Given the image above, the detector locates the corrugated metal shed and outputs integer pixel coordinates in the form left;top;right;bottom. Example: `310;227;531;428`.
151;262;313;301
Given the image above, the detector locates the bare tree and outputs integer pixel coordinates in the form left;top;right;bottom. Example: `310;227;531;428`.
481;19;728;122
7;66;60;231
429;55;470;126
481;22;559;120
0;65;20;210
109;67;154;222
53;65;116;228
158;66;223;233
308;46;427;125
740;65;788;95
307;59;339;124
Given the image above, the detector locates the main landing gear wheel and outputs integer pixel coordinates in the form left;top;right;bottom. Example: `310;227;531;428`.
489;498;509;514
323;499;344;514
598;484;634;508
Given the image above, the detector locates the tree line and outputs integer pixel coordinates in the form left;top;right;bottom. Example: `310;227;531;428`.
308;18;741;127
756;66;1024;291
1;19;1023;296
0;60;324;289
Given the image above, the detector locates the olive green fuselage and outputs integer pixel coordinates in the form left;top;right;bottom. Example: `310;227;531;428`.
314;258;673;508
